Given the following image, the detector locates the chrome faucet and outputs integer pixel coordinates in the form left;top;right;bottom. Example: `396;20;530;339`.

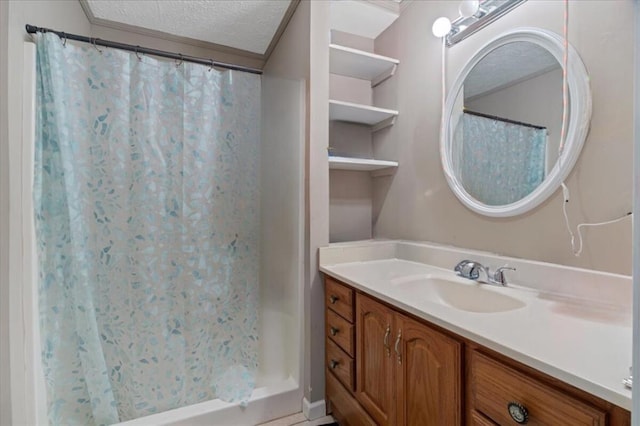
454;260;515;286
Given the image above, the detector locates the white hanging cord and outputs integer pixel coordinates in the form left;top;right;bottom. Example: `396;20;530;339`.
558;0;577;252
558;0;631;256
573;214;633;256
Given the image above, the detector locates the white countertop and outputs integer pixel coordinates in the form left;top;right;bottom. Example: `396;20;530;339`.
319;240;632;410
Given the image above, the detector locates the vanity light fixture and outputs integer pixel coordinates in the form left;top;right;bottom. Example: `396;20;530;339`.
432;17;452;38
431;0;527;45
459;0;480;18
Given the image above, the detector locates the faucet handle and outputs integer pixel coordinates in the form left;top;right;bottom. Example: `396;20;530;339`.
493;266;516;285
454;260;480;280
454;260;470;273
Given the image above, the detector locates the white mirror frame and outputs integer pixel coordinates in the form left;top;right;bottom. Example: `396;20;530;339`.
441;27;592;217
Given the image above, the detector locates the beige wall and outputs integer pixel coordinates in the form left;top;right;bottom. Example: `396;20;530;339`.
0;1;9;423
373;0;633;275
307;0;330;405
91;24;263;71
264;0;330;406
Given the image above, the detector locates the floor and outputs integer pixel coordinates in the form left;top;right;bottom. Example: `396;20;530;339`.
258;413;336;426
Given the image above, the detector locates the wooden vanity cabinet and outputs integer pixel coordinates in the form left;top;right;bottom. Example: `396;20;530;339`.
324;276;630;426
395;313;461;425
356;294;462;425
355;293;396;425
465;344;631;426
326;277;461;426
325;277;377;425
468;349;607;425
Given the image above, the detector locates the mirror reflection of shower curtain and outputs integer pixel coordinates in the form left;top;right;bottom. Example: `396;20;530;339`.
453;112;547;206
33;33;260;425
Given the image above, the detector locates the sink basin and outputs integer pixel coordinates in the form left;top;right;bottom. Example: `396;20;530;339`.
391;274;526;313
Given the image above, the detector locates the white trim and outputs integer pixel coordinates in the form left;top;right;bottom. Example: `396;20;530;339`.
21;40;47;425
440;27;592;217
328;156;398;171
329;99;399;127
10;41;39;426
329;43;398;85
302;397;326;420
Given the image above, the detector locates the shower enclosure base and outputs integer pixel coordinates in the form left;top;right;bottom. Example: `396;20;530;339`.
116;376;302;426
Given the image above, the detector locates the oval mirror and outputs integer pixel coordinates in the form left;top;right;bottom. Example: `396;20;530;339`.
441;28;591;217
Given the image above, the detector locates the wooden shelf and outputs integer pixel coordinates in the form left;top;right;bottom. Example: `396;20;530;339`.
330;44;398;87
329;100;398;131
329;156;398;171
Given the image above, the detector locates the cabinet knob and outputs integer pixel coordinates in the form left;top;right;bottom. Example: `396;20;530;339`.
330;326;339;336
507;402;529;424
329;295;339;304
329;359;339;369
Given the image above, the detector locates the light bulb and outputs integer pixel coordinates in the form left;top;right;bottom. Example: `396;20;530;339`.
432;17;452;38
458;0;480;18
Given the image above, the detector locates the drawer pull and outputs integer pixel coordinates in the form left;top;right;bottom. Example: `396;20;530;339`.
395;329;402;364
329;295;339;304
330;359;339;369
383;325;391;357
507;402;529;424
330;326;339;336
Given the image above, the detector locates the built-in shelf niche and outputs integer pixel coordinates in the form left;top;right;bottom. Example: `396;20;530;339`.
328;0;400;243
329;43;399;87
329;99;398;131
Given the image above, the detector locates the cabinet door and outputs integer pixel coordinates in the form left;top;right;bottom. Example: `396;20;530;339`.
395;314;461;426
355;294;395;425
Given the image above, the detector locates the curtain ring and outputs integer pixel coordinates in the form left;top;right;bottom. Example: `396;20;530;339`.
135;46;142;61
176;54;183;68
92;38;103;54
60;32;67;47
208;59;214;72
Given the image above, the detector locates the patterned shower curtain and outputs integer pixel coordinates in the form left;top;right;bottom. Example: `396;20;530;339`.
453;112;547;206
33;33;260;425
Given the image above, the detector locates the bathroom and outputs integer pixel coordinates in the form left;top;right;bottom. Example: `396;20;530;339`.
0;0;636;425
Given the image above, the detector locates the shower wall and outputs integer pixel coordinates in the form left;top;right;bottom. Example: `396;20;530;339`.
0;3;9;423
260;74;305;386
263;0;331;411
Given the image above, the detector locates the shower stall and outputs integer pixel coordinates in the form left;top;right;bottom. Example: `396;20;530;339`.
16;32;305;425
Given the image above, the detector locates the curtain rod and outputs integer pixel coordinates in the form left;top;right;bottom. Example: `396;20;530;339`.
25;24;263;75
463;109;546;130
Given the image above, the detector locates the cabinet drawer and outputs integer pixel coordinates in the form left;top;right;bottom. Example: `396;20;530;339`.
327;368;376;426
469;351;606;425
470;410;498;426
327;338;355;391
326;277;354;321
327;309;355;356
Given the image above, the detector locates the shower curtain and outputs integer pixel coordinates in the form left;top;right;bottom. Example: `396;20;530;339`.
33;33;260;425
453;112;547;205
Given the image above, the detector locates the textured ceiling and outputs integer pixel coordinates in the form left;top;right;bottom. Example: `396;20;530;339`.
464;42;560;99
85;0;293;54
